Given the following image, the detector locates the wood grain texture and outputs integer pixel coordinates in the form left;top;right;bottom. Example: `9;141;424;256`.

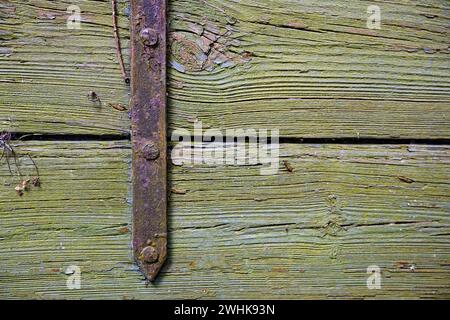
0;0;131;135
0;141;448;299
166;0;450;138
1;0;449;138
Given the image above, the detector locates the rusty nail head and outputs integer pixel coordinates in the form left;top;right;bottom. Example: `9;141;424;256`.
140;28;158;46
140;246;159;264
141;141;160;160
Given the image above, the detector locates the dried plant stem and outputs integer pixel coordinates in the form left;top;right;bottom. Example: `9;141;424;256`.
27;154;39;178
112;0;129;84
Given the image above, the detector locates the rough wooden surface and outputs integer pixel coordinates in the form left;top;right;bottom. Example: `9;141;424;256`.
0;0;131;135
1;0;449;138
0;141;448;299
168;0;450;139
1;0;448;300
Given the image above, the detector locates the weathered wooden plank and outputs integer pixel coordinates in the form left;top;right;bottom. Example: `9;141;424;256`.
1;0;449;138
0;0;131;135
167;0;450;138
0;141;448;299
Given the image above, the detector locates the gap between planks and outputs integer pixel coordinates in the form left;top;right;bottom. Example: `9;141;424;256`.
9;133;450;146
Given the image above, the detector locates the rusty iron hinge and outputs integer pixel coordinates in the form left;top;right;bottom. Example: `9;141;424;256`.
130;0;167;282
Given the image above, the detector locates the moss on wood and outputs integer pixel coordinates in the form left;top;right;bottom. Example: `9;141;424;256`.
0;141;448;299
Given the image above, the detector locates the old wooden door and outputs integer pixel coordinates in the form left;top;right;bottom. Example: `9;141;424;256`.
0;0;449;299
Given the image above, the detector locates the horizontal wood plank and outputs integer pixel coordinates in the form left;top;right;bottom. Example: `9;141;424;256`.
1;0;449;138
0;0;131;135
0;141;448;299
167;0;450;138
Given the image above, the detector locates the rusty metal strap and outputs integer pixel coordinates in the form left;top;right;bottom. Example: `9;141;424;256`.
130;0;167;281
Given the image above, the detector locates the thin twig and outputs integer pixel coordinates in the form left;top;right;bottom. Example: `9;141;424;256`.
112;0;129;84
27;154;39;178
10;148;22;177
4;152;12;175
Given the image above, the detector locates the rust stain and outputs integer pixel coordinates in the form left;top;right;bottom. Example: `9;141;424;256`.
395;261;416;271
118;226;130;234
108;103;128;112
171;187;187;195
283;160;294;173
271;267;289;273
397;176;415;184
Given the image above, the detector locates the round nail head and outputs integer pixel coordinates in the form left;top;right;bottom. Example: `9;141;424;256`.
140;28;158;46
141;246;159;264
142;142;160;160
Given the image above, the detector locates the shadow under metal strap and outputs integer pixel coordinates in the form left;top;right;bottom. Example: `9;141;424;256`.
130;0;167;282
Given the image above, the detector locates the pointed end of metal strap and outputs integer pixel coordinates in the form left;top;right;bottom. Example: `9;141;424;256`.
139;258;166;282
135;241;167;282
